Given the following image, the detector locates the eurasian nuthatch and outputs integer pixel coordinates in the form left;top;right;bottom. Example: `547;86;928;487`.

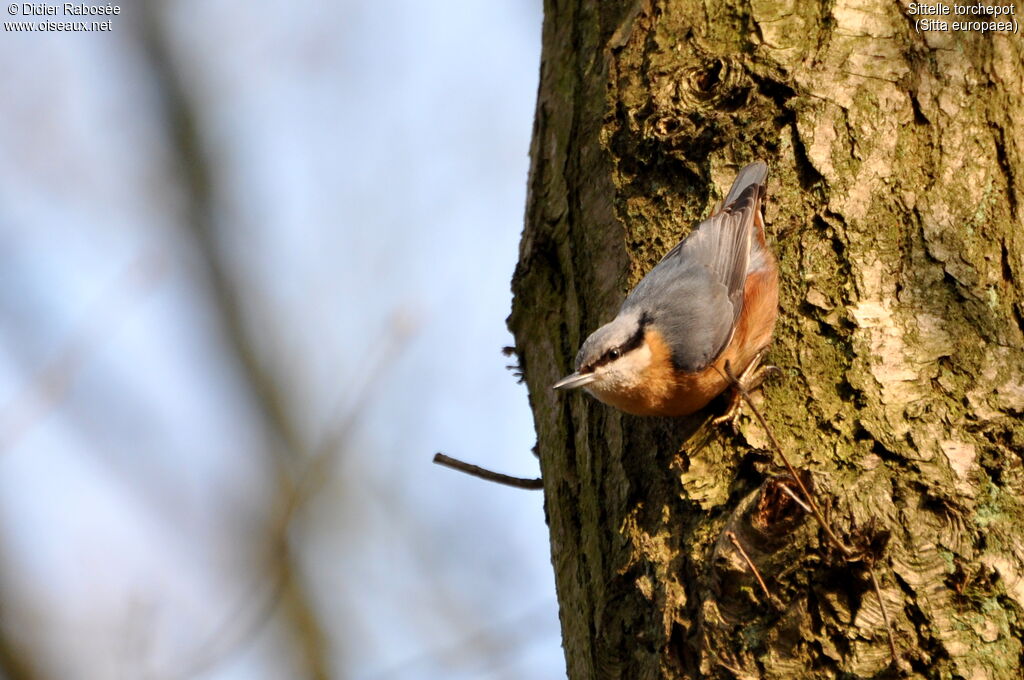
553;161;778;417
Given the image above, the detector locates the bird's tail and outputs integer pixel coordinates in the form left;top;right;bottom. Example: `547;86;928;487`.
722;161;769;248
722;161;768;207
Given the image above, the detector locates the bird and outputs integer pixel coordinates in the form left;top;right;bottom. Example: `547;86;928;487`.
552;161;779;418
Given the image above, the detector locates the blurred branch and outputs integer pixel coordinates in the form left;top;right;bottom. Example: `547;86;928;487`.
366;600;556;680
358;468;536;680
0;633;42;680
151;497;295;680
137;5;330;679
0;252;160;680
159;324;403;680
0;254;164;455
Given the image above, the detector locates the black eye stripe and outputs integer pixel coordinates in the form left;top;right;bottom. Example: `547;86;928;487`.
619;323;647;355
586;318;651;370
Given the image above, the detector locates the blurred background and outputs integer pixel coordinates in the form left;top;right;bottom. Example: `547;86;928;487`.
0;1;560;678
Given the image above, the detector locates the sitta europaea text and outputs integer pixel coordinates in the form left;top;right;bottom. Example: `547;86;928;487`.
553;161;778;417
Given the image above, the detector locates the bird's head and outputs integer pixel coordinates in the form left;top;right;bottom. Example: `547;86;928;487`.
552;310;654;398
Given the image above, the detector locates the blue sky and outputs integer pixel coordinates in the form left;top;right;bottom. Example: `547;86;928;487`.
0;1;561;678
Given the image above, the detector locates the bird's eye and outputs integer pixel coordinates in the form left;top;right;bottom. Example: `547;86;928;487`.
608;348;621;361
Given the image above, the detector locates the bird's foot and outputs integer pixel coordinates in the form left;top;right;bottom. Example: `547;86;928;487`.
712;351;780;430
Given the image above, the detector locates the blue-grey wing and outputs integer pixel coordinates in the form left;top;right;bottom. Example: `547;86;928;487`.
621;162;766;372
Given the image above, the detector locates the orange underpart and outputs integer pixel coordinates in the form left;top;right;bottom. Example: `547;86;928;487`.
598;261;779;417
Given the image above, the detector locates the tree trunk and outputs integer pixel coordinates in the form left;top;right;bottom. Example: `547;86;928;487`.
508;0;1024;677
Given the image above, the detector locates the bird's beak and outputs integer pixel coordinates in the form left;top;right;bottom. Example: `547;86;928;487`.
552;371;597;390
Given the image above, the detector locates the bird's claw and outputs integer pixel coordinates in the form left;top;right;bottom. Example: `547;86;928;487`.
712;351;779;429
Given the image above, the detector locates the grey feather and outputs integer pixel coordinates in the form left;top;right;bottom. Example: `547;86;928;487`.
620;162;767;372
723;161;767;206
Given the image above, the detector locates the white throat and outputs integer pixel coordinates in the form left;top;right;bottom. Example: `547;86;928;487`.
585;342;654;398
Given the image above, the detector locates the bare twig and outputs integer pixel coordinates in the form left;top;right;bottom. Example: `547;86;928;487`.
725;530;778;607
433;453;543;490
777;481;812;514
867;562;899;661
718;361;852;558
717;360;899;661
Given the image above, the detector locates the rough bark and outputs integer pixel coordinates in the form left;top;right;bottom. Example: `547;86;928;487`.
508;0;1024;678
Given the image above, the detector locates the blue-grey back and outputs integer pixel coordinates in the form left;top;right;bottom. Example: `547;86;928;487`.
621;162;767;372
